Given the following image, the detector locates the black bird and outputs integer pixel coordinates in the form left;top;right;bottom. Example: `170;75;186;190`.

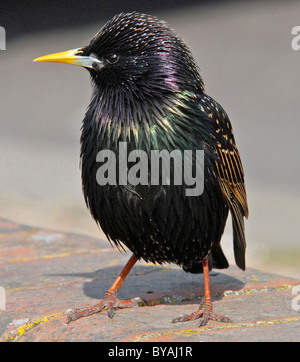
34;12;248;326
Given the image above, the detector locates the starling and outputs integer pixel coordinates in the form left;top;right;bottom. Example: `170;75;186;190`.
34;12;248;327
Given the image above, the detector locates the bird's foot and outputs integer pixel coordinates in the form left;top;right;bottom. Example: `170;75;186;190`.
65;290;147;324
172;298;232;327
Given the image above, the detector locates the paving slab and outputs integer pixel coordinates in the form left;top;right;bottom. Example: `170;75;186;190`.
0;218;299;342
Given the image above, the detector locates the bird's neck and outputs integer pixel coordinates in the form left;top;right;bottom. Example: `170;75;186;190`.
81;82;210;157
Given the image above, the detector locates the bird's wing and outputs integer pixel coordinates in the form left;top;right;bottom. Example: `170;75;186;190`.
199;95;249;270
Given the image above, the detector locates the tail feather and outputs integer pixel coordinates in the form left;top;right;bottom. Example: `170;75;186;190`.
183;244;229;274
219;181;247;271
230;200;246;270
212;244;229;269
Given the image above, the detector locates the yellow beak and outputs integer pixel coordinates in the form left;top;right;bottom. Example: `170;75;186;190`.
33;48;102;69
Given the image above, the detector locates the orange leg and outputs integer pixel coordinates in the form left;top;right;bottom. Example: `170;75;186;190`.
66;254;146;323
172;258;232;327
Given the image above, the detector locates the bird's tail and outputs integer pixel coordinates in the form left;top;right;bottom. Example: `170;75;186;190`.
230;200;246;270
183;244;229;274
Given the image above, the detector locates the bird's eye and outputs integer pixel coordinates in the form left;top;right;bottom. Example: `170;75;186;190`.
107;54;119;64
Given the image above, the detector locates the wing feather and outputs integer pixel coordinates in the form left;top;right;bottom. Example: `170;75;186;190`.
200;95;249;270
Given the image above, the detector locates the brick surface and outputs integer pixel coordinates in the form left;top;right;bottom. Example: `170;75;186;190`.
0;217;299;342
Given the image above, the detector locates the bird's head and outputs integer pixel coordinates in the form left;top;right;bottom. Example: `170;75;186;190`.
34;12;203;101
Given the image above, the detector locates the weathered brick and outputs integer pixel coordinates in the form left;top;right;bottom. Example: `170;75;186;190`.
0;218;299;342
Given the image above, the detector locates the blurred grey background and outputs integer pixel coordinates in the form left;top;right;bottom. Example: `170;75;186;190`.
0;0;299;278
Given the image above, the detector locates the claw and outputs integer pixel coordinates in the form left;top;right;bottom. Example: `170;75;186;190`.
65;294;146;324
172;300;232;327
107;308;115;319
172;315;187;323
220;315;232;323
198;317;208;327
172;312;198;323
65;254;142;324
172;258;233;327
65;309;79;324
133;297;148;306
